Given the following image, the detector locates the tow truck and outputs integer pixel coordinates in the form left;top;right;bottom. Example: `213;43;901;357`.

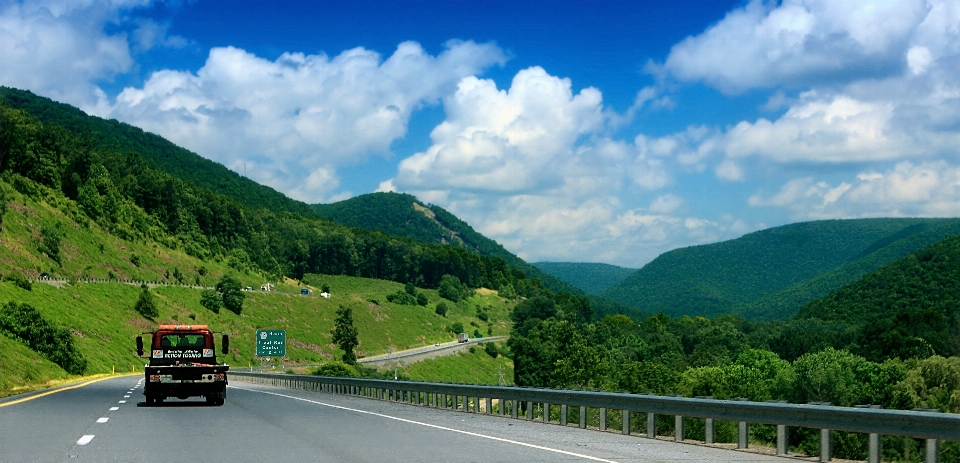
136;324;230;406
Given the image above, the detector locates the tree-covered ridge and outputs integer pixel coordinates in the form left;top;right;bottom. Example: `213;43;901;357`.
602;218;960;320
311;192;584;296
531;262;637;295
0;87;315;217
312;193;463;247
0;102;537;294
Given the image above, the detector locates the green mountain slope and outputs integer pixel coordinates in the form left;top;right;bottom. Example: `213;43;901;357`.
313;192;585;296
797;234;960;323
602;218;960;320
792;234;960;360
0;176;517;393
0;98;529;293
531;262;637;295
0;87;315;217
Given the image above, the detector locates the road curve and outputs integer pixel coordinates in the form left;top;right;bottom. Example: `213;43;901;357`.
0;375;790;463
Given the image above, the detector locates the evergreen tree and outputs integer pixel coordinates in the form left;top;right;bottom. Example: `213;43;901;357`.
216;275;245;315
134;283;158;319
331;305;359;365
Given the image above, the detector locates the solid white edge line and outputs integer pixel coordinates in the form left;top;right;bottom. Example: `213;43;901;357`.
230;386;620;463
77;435;95;445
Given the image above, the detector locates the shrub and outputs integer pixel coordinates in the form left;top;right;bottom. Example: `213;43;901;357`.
0;301;87;374
386;290;417;305
200;289;222;314
134;284;158;319
485;342;499;358
216;275;245;315
435;302;448;317
450;322;464;334
438;274;465;302
313;361;359;377
404;282;417;296
39;225;62;265
130;254;141;267
416;293;428;306
4;272;32;291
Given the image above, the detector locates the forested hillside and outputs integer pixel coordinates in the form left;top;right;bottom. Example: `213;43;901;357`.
602;218;960;320
0;98;561;298
0;87;315;217
532;262;636;295
509;234;960;461
312;192;584;296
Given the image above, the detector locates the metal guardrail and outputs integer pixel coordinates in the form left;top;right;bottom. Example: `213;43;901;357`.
231;372;958;463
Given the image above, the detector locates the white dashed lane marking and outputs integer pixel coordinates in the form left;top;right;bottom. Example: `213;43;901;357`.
118;400;126;404
77;435;95;445
110;406;119;411
97;417;108;423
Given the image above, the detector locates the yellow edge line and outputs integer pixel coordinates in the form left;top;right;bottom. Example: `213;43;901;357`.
0;373;139;408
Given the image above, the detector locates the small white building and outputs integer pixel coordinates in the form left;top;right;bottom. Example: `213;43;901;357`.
260;283;275;291
320;292;331;299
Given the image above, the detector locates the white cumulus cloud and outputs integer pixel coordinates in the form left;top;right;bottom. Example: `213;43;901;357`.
659;0;931;92
105;40;506;202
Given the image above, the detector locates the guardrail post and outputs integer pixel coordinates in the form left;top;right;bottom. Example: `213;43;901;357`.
777;424;788;455
544;403;551;423
579;406;587;428
675;415;683;442
474;397;479;413
647;413;656;438
705;418;714;444
738;421;748;449
486;397;492;414
561;404;568;425
868;433;881;463
820;428;831;462
926;438;939;463
622;410;630;435
600;408;607;431
511;400;518;419
527;401;534;420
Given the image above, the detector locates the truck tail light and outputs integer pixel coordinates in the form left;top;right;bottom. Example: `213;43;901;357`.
213;373;226;381
149;375;161;382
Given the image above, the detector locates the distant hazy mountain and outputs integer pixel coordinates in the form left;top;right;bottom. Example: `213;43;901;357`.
602;218;960;320
312;192;585;296
531;262;637;295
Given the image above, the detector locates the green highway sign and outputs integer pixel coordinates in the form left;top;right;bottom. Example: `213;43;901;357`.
256;329;286;356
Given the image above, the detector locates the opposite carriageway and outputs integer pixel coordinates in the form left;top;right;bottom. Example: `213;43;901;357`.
232;371;960;463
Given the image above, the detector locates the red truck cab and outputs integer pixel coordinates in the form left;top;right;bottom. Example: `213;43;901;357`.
136;324;230;406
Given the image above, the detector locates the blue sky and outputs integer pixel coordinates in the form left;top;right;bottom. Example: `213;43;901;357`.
2;0;959;267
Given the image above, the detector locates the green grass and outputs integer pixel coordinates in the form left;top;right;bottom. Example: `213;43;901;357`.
0;333;71;398
398;342;514;386
0;184;517;394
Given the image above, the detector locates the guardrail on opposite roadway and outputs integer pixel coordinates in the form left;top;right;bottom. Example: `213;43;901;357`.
231;372;959;463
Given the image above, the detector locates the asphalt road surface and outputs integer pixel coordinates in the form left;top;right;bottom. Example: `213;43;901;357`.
0;376;791;463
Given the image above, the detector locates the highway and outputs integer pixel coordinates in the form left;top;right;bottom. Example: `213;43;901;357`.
0;376;789;463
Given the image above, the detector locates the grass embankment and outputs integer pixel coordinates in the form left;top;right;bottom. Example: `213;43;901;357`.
398;342;514;386
0;185;518;395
